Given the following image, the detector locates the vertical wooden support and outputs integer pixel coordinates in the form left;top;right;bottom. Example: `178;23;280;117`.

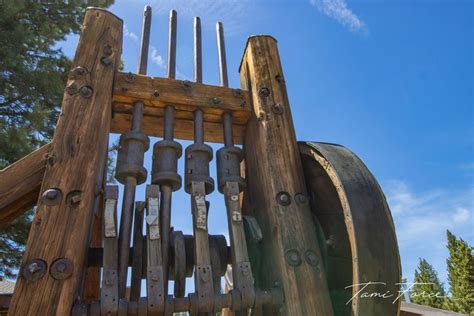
9;8;122;316
239;36;334;315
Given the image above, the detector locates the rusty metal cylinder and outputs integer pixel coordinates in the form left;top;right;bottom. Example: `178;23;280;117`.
115;130;149;185
151;140;182;191
216;146;245;193
184;144;214;194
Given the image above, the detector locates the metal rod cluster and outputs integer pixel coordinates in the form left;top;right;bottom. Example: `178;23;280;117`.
89;5;281;315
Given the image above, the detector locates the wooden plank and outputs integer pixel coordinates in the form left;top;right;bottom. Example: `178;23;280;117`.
239;36;334;315
8;8;122;316
111;72;250;144
300;142;401;316
0;143;51;228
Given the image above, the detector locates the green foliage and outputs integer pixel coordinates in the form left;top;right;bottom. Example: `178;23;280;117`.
445;230;474;314
410;258;446;309
0;0;114;279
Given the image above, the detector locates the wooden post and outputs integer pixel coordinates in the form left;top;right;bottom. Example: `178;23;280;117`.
8;8;122;316
239;36;334;315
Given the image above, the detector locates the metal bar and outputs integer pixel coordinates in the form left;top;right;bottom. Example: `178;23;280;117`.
163;105;175;140
132;101;144;132
130;202;145;301
118;176;137;298
138;5;152;75
216;22;228;87
194;110;204;144
222;112;233;147
167;10;177;79
194;17;202;83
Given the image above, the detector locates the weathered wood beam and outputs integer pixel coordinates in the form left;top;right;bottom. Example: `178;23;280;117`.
111;72;251;144
0;143;51;228
239;36;334;315
8;8;122;315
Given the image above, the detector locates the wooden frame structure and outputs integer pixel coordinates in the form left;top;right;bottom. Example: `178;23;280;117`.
0;6;400;316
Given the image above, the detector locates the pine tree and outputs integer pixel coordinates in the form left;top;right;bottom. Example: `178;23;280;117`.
0;0;114;279
445;230;474;314
410;258;446;309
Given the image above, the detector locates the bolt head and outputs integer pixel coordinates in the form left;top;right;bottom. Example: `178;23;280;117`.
153;90;160;97
276;192;291;206
295;193;308;204
23;259;47;282
258;87;270;98
50;258;73;280
79;85;93;98
212;97;221;105
272;103;284;114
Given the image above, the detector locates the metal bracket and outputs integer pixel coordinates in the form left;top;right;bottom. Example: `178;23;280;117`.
193;193;207;231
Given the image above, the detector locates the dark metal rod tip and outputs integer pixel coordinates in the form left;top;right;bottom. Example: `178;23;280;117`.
194;17;202;83
167;10;177;79
216;22;228;87
138;5;152;75
223;112;233;147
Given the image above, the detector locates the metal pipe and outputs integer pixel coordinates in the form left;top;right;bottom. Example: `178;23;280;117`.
223;112;233;147
163;105;175;141
138;5;152;75
216;22;228;87
118;176;137;297
167;10;177;79
194;17;202;83
160;184;172;295
194;110;204;144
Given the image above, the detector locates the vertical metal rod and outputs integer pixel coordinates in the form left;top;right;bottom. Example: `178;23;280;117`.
194;17;202;83
216;22;228;87
163;105;175;141
130;202;144;301
223;112;233;147
118;176;137;297
160;184;172;295
167;10;177;79
138;6;152;75
194;16;204;145
118;5;151;299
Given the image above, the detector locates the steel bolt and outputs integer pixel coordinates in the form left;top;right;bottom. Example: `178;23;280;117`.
272;103;284;115
182;80;192;89
305;250;319;267
212;97;221;105
79;85;93;98
101;56;113;66
258;87;270;98
70;192;82;204
276;191;291;206
23;259;47;282
28;262;41;273
285;249;301;267
230;195;239;201
50;258;73;280
42;188;62;205
153;90;160;97
295;193;308;204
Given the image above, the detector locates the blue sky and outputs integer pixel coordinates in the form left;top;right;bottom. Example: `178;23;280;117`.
58;0;473;289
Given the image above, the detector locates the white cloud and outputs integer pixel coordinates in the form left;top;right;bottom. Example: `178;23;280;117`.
384;180;473;283
124;24;138;41
310;0;367;34
150;45;166;69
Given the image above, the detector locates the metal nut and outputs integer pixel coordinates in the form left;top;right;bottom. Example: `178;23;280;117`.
79;85;93;98
101;56;113;66
153;90;160;97
304;250;319;267
285;249;302;267
272;103;284;115
41;188;62;206
211;97;221;105
125;72;136;82
276;191;291;206
23;259;47;282
50;258;73;280
258;87;270;98
294;193;308;205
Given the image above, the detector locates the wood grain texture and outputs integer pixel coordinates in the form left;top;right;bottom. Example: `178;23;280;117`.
111;72;250;144
300;142;401;316
239;36;334;315
8;8;122;316
0;143;51;228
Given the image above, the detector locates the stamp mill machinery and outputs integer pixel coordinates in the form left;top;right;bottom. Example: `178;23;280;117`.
0;5;401;316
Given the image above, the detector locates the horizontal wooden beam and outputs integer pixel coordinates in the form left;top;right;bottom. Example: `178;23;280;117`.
0;143;51;228
111;72;251;144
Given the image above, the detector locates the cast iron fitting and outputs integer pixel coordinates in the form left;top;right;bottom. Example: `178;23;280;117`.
115;130;150;185
184;143;215;194
216;146;245;193
151;139;182;191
